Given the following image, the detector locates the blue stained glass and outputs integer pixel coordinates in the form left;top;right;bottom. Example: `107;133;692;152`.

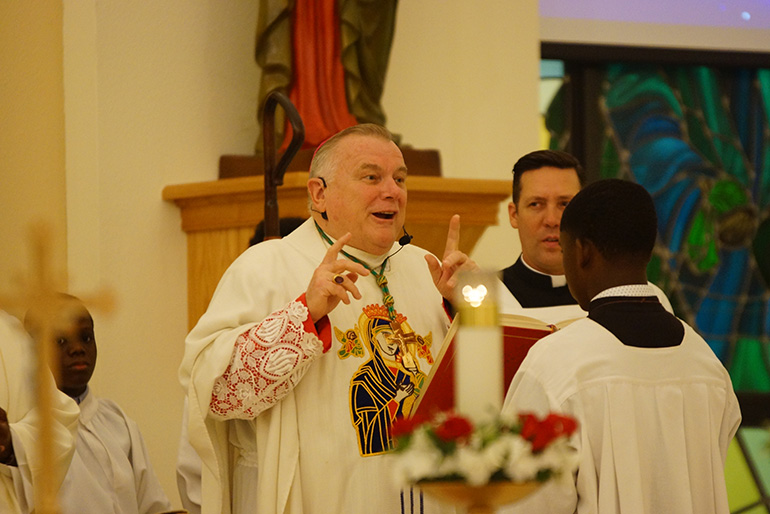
540;59;564;79
665;187;701;254
708;338;730;361
697;296;738;338
731;70;752;151
681;281;706;316
548;60;770;507
711;250;750;296
607;74;683;117
760;147;770;207
610;101;673;143
631;138;705;193
597;63;770;386
765;285;770;333
739;297;764;335
631;115;682;147
738;272;768;337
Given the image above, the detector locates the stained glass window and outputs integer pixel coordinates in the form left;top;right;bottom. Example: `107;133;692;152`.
542;58;770;511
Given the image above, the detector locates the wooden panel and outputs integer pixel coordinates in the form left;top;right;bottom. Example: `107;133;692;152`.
164;173;511;328
186;228;254;329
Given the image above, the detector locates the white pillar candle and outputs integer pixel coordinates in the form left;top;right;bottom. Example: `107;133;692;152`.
454;271;503;421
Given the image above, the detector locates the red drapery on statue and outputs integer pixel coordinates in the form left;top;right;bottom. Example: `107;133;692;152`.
288;0;357;148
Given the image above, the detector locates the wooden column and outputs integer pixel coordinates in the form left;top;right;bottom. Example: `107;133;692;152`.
163;172;511;329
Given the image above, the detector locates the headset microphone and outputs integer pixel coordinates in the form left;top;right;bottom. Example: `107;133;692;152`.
310;208;328;220
398;227;413;246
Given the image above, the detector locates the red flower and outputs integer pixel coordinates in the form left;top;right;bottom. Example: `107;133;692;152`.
391;415;428;438
545;413;578;438
434;414;474;442
518;412;578;452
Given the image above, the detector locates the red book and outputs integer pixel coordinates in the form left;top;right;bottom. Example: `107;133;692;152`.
411;313;576;418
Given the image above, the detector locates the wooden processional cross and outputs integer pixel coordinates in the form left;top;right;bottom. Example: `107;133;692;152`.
0;225;113;514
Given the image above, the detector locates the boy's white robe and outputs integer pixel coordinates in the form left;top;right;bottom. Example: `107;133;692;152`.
502;316;741;514
0;311;79;514
57;390;171;514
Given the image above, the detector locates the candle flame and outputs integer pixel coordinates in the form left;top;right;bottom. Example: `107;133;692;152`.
461;284;488;308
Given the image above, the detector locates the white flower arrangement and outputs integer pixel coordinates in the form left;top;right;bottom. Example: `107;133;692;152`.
391;410;579;488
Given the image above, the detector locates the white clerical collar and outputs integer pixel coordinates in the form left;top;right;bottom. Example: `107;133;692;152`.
591;284;655;302
314;222;394;269
521;257;567;288
338;241;401;273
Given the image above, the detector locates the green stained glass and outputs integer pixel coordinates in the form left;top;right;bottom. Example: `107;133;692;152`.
759;70;770;207
761;146;770;208
600;135;620;179
551;57;770;514
730;338;770;392
605;72;682;117
709;180;749;214
687;212;720;271
545;83;566;145
739;505;770;514
647;254;663;285
548;59;770;396
694;67;750;184
726;436;763;512
685;111;719;164
754;218;770;288
741;428;770;494
674;68;695;108
759;70;770;123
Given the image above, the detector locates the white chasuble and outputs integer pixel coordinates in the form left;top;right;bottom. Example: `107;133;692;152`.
181;220;458;514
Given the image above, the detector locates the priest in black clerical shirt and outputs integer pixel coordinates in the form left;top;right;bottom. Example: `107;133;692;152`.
498;150;674;321
498;150;586;321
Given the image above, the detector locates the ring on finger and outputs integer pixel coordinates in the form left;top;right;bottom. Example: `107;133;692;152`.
332;273;345;284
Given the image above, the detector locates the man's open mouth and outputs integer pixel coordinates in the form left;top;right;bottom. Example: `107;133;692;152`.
373;212;396;220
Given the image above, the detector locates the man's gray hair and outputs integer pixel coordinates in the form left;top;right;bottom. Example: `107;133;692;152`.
309;124;395;183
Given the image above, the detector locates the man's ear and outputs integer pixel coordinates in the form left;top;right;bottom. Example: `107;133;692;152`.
507;201;519;229
575;237;595;270
307;177;327;211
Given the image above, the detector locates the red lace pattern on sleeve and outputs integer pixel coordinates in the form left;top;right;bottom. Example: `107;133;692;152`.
209;300;324;419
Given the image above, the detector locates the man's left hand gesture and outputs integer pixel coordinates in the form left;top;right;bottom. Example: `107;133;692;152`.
425;215;479;301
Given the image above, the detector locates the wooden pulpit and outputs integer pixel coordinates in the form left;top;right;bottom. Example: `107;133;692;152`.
163;172;511;329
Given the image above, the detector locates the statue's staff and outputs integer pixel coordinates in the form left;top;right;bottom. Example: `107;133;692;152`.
262;90;305;240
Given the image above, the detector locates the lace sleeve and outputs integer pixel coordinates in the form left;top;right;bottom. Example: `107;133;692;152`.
209;300;324;420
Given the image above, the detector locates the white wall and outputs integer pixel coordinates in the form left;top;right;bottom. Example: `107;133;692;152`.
57;0;538;506
63;1;262;504
0;2;67;319
384;2;539;268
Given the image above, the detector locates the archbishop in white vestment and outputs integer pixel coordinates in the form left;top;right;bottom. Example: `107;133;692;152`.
180;219;457;514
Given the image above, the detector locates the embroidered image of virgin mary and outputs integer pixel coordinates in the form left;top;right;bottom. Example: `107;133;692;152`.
347;305;430;456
